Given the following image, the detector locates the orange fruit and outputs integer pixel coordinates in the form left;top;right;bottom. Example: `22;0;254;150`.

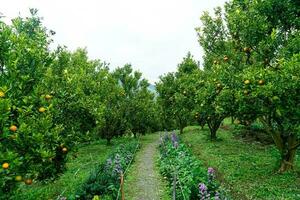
243;47;251;53
24;179;33;185
9;125;17;132
258;80;264;85
39;107;46;113
62;147;68;153
0;91;5;98
15;176;22;182
244;80;250;85
45;94;52;100
2;162;9;169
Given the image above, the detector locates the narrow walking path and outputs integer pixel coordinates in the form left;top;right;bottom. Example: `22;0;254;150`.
124;134;169;200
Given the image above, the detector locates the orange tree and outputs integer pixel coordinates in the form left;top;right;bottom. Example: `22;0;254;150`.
156;53;199;134
225;0;300;172
234;56;300;172
129;79;161;134
195;0;300;170
43;47;129;145
96;73;125;144
193;67;234;140
174;53;200;134
194;8;236;140
187;70;207;129
156;72;177;131
42;47;110;145
113;64;160;137
0;9;67;194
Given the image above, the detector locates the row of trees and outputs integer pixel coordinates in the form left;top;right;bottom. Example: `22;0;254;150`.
0;9;160;194
156;0;299;172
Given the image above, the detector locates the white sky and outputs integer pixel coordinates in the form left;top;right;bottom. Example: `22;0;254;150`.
1;0;226;83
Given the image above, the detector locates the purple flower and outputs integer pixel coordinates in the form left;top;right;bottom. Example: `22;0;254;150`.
171;131;178;142
171;132;179;148
113;154;123;174
208;167;215;183
199;183;210;200
208;167;215;175
199;183;207;192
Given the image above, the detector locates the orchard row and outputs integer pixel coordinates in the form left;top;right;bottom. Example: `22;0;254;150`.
156;0;299;173
0;9;160;195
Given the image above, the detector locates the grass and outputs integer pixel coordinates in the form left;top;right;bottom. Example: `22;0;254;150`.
181;126;300;200
124;133;170;200
10;137;133;200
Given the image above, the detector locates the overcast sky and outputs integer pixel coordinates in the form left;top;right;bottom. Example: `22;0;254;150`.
1;0;226;83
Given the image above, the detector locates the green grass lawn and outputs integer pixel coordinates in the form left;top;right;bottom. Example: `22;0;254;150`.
10;138;132;200
181;126;300;200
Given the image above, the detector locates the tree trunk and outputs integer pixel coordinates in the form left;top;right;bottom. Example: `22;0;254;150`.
107;138;111;145
279;148;297;172
260;117;299;172
207;120;220;141
279;134;298;172
177;116;185;134
207;122;218;141
210;129;217;141
179;127;184;134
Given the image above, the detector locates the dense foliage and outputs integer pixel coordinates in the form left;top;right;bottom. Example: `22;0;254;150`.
156;52;200;133
157;0;300;172
0;9;160;195
0;0;299;198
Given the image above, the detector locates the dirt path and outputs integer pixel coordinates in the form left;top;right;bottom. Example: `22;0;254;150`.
124;134;169;200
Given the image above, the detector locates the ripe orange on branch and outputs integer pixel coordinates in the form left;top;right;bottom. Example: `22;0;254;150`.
24;179;33;185
39;107;46;113
2;162;9;169
223;56;229;62
9;125;17;132
244;80;250;85
258;80;265;85
0;91;5;98
15;176;22;182
45;94;52;100
62;147;68;153
243;47;251;53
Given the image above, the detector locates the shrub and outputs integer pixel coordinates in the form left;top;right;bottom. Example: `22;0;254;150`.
158;132;227;199
73;140;139;200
